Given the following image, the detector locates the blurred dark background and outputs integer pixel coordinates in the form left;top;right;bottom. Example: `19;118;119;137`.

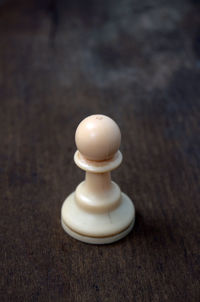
0;0;200;301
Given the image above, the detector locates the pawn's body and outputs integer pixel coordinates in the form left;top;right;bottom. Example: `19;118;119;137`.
61;115;135;244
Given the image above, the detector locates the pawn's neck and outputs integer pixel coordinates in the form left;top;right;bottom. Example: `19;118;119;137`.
84;171;111;193
74;151;122;214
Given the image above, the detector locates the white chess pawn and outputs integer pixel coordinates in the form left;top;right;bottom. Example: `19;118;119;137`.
61;114;135;244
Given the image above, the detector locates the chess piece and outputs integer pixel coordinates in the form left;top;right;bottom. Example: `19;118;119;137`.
61;114;135;244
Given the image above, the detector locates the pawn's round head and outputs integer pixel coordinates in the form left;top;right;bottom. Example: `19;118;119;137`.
75;114;121;161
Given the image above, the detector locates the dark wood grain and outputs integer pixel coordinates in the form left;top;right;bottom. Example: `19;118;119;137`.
0;0;200;301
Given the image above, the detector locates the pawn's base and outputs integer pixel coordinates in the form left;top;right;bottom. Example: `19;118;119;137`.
61;192;135;244
61;218;134;244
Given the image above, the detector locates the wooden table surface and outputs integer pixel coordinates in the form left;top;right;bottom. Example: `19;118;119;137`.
0;1;199;301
